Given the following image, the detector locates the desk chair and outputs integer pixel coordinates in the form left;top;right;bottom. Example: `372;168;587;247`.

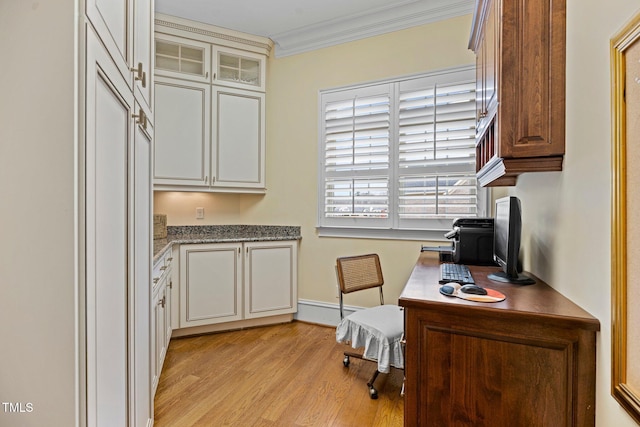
335;254;404;399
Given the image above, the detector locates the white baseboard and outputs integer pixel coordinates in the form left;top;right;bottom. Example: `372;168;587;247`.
294;299;362;327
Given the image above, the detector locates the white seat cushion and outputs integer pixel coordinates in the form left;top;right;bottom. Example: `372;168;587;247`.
336;304;404;373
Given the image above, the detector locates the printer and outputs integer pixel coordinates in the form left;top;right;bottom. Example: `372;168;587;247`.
445;218;495;265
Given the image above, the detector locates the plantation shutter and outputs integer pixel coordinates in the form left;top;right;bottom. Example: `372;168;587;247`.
397;79;478;220
322;85;392;225
318;67;482;235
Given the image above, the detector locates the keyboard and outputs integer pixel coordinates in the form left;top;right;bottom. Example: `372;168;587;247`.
439;263;475;284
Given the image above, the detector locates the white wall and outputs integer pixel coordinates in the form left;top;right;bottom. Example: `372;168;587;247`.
514;0;639;425
0;1;78;426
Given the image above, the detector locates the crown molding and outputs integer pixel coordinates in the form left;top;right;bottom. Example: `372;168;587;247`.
155;13;273;54
271;0;474;57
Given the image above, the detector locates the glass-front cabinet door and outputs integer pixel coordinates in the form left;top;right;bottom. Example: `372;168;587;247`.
213;46;266;92
155;33;211;83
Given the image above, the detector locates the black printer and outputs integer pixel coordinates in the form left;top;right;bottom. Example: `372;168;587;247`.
445;218;495;265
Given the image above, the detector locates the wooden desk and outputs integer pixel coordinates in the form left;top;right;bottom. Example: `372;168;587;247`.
399;252;600;427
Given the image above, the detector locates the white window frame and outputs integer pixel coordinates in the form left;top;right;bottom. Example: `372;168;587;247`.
317;66;489;241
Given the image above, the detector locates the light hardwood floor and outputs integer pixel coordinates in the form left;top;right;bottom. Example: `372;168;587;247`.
154;321;404;426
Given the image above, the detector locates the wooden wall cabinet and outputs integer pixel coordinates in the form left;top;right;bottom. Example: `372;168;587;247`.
469;0;566;186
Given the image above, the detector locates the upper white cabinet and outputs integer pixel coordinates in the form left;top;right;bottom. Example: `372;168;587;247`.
154;77;211;187
155;33;212;83
153;14;272;193
132;0;154;117
86;0;154;118
86;0;130;81
213;46;266;92
212;87;265;189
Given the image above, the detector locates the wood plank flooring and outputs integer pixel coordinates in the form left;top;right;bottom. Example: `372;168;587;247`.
154;321;404;426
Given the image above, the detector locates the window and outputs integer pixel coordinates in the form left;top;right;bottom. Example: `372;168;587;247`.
318;66;487;240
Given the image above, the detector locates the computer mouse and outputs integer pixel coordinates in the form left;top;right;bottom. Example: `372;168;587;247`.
460;284;488;295
439;283;461;296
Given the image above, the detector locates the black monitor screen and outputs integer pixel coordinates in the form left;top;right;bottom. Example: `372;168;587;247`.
488;196;535;285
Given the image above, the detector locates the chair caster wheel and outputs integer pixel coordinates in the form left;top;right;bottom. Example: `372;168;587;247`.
343;355;350;367
369;387;378;399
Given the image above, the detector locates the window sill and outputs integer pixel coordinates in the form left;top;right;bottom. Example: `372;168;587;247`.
316;226;451;242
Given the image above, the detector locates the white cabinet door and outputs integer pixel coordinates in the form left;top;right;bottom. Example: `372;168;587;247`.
133;0;153;117
152;278;167;396
132;104;153;426
211;87;265;190
164;266;173;345
179;243;243;327
86;0;131;86
244;241;298;319
85;27;133;427
212;46;266;92
155;33;211;83
154;77;211;187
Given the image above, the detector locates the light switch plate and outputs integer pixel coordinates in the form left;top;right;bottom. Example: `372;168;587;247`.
196;207;205;219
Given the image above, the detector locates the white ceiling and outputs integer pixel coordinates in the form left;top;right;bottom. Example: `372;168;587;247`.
155;0;474;57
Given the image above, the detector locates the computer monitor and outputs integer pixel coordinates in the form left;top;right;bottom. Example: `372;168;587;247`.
488;196;535;285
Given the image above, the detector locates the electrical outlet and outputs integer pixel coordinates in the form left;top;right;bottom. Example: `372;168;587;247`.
196;207;205;219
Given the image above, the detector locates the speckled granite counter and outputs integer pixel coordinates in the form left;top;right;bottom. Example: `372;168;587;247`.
153;225;301;263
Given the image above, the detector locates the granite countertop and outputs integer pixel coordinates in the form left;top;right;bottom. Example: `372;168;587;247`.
153;225;301;263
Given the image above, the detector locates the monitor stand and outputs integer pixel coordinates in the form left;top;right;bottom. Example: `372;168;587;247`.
488;271;535;285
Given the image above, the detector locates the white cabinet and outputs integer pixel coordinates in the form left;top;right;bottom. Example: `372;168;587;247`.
86;0;130;83
179;243;243;328
84;0;154;421
178;241;298;329
154;77;211;187
155;33;211;83
85;27;130;427
86;26;154;427
213;46;266;92
86;0;154;117
132;0;154;117
244;241;298;319
132;102;153;426
153;15;270;193
212;87;265;189
152;275;168;395
154;75;266;193
151;247;173;396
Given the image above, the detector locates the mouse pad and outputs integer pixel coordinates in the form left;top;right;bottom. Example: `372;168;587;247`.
439;283;506;302
455;287;505;302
